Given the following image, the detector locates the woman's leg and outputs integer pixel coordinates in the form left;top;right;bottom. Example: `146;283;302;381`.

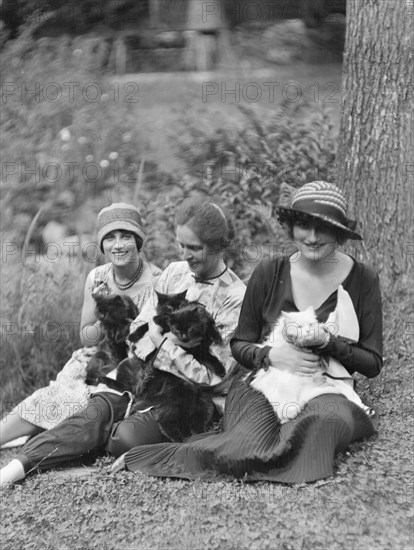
0;413;44;447
106;409;170;458
0;392;130;487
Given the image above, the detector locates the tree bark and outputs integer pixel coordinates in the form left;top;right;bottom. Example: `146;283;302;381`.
337;0;414;281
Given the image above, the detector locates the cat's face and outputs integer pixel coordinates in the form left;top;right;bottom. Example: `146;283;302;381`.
168;303;222;346
155;290;188;313
94;294;138;324
280;307;317;344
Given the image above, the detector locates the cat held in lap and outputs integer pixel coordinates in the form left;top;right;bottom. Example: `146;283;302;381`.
249;307;368;423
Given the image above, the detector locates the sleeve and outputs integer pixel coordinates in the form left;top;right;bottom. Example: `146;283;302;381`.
230;261;273;371
128;264;173;338
79;268;102;347
153;291;245;385
318;269;383;378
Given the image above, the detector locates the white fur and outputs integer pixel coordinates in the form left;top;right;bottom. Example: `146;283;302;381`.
249;290;369;423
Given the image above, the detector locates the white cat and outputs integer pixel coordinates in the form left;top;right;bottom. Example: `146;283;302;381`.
249;306;369;424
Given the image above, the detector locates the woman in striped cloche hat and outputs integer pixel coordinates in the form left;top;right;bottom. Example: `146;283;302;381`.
118;181;383;484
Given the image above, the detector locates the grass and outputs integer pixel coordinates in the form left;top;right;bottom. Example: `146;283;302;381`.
0;271;412;550
0;259;87;408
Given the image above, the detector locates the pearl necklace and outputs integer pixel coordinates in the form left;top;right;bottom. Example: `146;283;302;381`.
112;258;144;290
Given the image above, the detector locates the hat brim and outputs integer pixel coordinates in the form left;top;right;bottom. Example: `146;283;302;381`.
98;221;146;251
275;206;362;240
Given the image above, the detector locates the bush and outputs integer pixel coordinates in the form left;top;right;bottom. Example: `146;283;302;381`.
0;258;86;406
174;101;338;278
0;22;171;247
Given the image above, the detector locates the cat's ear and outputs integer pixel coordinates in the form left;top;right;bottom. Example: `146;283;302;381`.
155;290;168;304
112;295;125;306
177;289;188;301
93;293;104;304
304;305;317;318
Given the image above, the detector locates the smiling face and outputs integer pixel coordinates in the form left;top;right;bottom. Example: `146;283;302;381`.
176;225;223;279
102;230;140;266
293;220;338;262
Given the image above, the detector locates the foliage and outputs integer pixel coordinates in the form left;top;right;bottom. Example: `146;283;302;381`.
0;23;171;246
1;0;150;37
174;101;337;278
0;259;86;406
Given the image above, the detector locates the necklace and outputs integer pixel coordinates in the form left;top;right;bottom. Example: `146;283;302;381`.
112;258;144;290
193;266;228;285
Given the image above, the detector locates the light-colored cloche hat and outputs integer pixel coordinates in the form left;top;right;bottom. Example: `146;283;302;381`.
276;181;362;240
97;202;146;252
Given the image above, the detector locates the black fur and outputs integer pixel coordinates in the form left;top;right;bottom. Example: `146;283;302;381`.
85;293;138;386
85;290;235;442
116;293;228;441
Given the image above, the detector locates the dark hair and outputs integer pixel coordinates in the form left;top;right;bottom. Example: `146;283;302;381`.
283;213;348;245
175;197;235;251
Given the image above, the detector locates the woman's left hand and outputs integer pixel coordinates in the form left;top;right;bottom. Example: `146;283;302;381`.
147;318;165;347
294;323;330;348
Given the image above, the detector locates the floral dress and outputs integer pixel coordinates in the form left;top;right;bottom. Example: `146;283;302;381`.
11;262;161;430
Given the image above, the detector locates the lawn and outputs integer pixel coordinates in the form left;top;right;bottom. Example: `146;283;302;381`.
1;278;412;550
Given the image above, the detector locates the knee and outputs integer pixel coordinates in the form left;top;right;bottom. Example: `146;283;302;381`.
106;418;138;458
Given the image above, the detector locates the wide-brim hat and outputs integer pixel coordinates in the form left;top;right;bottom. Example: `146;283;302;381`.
276;181;362;240
97;202;146;252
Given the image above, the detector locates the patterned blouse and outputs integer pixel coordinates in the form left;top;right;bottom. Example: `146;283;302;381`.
91;262;162;310
129;261;246;385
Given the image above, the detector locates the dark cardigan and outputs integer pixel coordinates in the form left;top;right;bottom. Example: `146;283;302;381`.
230;256;383;378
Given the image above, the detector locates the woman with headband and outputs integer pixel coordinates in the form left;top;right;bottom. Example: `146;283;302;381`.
117;182;382;484
0;203;161;448
0;197;246;486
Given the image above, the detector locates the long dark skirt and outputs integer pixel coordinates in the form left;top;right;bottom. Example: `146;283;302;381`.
124;378;376;483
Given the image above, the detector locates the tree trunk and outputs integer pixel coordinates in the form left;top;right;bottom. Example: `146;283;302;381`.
337;0;414;282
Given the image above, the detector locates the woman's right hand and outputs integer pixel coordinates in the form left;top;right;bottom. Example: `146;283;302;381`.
268;340;320;375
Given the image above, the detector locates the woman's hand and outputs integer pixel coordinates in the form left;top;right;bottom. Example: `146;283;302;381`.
294;323;330;349
147;319;165;347
268;339;321;375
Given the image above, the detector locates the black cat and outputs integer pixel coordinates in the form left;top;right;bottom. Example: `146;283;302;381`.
98;289;190;394
85;293;138;386
166;302;225;378
128;290;189;344
105;292;227;441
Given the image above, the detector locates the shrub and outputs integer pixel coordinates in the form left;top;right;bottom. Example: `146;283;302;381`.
0;22;169;247
0;258;86;406
174;101;338;278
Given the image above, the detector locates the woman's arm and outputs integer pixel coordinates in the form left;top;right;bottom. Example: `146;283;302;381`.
152;293;244;385
230;262;272;370
231;260;327;374
318;270;383;378
79;269;102;347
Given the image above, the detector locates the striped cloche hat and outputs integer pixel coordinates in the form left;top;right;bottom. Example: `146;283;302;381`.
97;202;146;252
276;181;362;240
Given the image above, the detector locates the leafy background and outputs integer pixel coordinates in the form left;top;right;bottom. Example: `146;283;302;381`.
0;12;412;550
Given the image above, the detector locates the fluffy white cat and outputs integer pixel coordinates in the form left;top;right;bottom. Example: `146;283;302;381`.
249;306;369;424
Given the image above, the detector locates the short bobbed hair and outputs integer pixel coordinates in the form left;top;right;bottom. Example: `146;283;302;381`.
282;212;348;245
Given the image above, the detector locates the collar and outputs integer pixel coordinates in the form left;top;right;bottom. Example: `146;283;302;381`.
192;266;230;286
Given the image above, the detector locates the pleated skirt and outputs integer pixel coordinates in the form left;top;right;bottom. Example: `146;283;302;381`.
124;378;376;483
